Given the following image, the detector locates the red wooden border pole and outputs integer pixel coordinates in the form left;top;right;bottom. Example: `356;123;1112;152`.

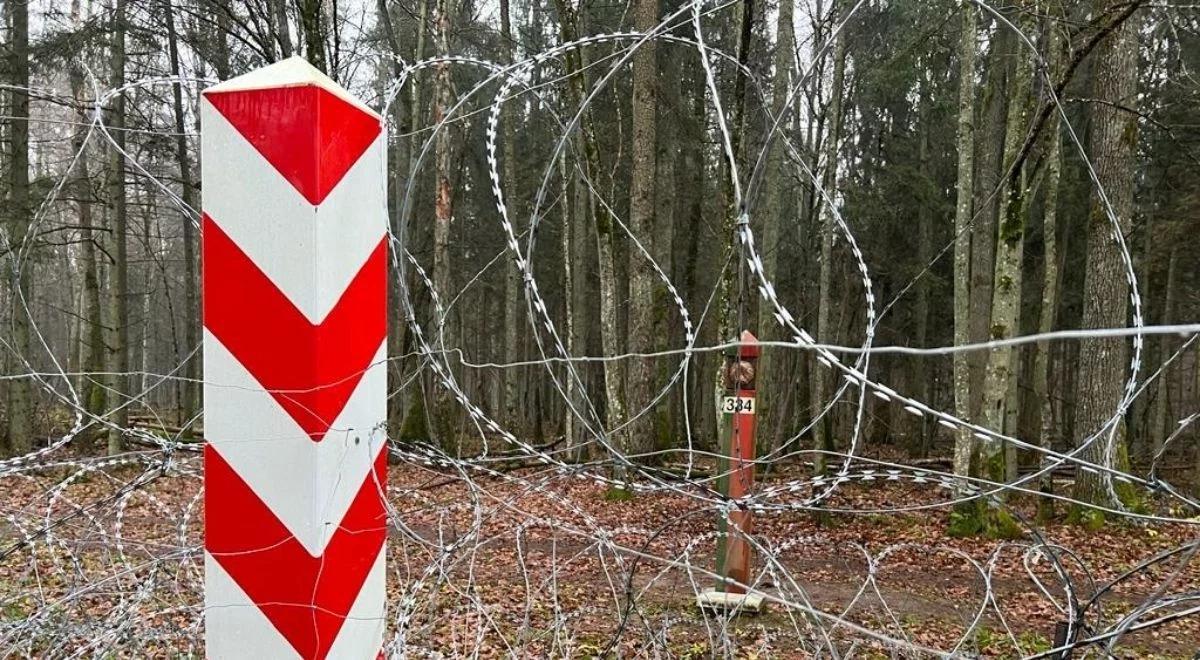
717;330;759;595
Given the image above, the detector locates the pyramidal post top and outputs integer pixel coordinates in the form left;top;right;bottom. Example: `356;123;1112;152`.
203;55;380;120
739;329;760;359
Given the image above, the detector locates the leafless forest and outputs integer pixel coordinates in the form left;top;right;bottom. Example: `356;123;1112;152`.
1;0;1199;656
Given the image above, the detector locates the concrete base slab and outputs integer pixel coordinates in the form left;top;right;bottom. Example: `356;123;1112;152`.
695;588;765;614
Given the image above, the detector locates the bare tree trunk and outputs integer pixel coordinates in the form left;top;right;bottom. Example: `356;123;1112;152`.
107;0;130;455
756;0;795;458
913;73;933;456
165;0;200;431
273;0;293;58
69;21;106;423
139;207;154;396
706;0;757;501
408;0;429;181
626;0;660;461
1151;247;1178;461
397;0;430;436
554;0;627;482
713;0;755;347
500;0;524;434
430;0;457;451
4;0;34;454
1031;23;1065;522
211;0;233;78
297;0;327;72
811;9;847;478
969;28;1011;419
659;44;683;448
681;61;713;449
1072;0;1141;513
375;0;409;438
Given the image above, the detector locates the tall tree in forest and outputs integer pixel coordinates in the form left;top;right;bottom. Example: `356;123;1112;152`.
5;0;34;454
1150;245;1178;458
209;0;233;78
962;3;1036;537
1073;0;1142;512
626;0;660;460
913;70;933;454
501;0;523;433
968;28;1010;418
707;0;755;475
375;0;408;437
69;0;106;425
811;3;847;478
430;0;458;449
273;0;294;58
553;0;628;481
107;0;130;455
1031;17;1066;522
165;0;200;431
393;0;431;442
712;0;755;347
950;1;977;501
755;0;795;456
297;0;327;72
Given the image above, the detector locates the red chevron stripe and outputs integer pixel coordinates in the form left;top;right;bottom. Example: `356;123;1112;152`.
205;86;381;205
202;214;386;441
206;444;387;660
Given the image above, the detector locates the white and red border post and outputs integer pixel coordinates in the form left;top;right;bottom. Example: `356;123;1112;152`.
201;57;388;659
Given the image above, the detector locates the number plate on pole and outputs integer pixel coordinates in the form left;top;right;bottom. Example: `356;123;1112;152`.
721;396;756;415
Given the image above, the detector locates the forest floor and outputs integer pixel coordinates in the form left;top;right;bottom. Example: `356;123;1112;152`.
0;450;1197;658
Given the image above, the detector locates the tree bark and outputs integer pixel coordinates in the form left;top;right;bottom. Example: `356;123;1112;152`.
1150;246;1178;461
375;0;410;438
627;0;660;461
107;0;130;455
554;0;627;481
973;3;1035;536
913;72;933;457
297;0;327;72
756;0;795;458
67;2;106;425
968;27;1011;419
165;0;200;432
5;0;34;454
500;0;524;434
272;0;293;57
1072;0;1141;512
396;0;430;437
430;0;458;451
1031;22;1065;522
811;7;846;478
